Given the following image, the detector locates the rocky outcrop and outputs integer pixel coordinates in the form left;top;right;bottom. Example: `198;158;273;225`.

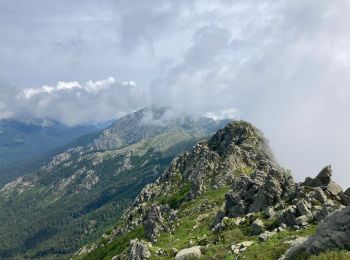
224;168;295;218
302;165;332;187
128;239;151;260
143;204;166;243
222;165;347;229
115;121;278;238
286;206;350;259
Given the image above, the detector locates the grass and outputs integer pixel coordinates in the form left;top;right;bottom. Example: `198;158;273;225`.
241;225;317;260
75;184;330;260
158;183;191;209
310;250;350;259
74;227;145;260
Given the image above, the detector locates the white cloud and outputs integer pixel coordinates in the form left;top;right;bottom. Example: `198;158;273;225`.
10;78;149;126
1;0;350;187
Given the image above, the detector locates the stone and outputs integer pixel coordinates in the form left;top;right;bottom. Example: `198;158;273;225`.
326;182;343;196
302;165;332;187
280;223;287;229
296;200;313;219
285;236;309;247
286;207;350;259
231;241;255;255
143;204;164;243
294;215;309;226
339;192;350;206
251;219;265;235
345;188;350;197
312;187;328;203
258;231;277;241
129;239;151;260
278;206;297;226
175;246;201;260
265;206;275;218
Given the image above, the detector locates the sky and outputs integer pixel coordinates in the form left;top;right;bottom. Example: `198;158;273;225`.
1;0;350;187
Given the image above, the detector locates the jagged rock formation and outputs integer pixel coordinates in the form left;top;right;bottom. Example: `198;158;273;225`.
219;164;347;230
143;205;166;243
0;107;227;259
76;120;350;260
114;121;277;237
286;206;350;259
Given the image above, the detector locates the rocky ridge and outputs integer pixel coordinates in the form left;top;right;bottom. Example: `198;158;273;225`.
75;121;350;260
0;107;228;259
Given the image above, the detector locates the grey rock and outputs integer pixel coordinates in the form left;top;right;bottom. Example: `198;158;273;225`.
339;192;350;206
251;219;265;235
265;206;275;218
143;204;164;243
312;187;328;204
345;188;350;197
326;182;343;196
294;215;309;226
302;165;332;187
296;200;313;219
129;239;151;260
286;206;350;259
258;231;277;241
175;246;201;260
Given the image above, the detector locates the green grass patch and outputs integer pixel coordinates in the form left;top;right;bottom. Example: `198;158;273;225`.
241;225;317;260
75;227;145;260
158;183;191;209
309;250;350;260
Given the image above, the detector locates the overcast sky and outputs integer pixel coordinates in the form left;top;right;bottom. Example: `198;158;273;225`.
1;0;350;187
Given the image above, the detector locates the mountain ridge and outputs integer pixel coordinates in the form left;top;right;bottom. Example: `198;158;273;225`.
75;121;350;260
0;107;228;259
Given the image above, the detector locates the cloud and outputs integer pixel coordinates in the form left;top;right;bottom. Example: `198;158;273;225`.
1;0;350;187
6;78;149;126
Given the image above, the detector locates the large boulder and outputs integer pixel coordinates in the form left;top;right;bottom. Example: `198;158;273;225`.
175;246;201;260
326;182;343;196
143;204;165;243
302;165;332;187
128;239;151;260
286;206;350;259
251;219;265;235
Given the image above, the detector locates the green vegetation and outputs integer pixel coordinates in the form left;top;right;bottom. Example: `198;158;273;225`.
75;227;145;260
158;183;191;209
0;132;199;259
234;165;255;176
309;250;350;260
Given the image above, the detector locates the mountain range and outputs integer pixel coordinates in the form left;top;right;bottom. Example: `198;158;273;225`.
0;118;102;186
73;121;350;260
0;107;349;260
0;107;228;259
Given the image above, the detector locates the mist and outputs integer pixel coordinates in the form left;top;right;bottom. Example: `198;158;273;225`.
1;0;350;187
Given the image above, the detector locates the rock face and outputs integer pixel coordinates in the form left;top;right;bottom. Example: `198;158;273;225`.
221;164;347;229
286;206;350;259
302;165;332;187
175;246;202;260
80;119;350;259
224;168;295;218
143;204;165;243
128;239;151;260
115;121;278;238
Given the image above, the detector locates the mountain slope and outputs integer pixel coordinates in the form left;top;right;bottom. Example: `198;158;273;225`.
75;121;350;260
0;118;100;165
0;119;101;185
0;107;228;259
